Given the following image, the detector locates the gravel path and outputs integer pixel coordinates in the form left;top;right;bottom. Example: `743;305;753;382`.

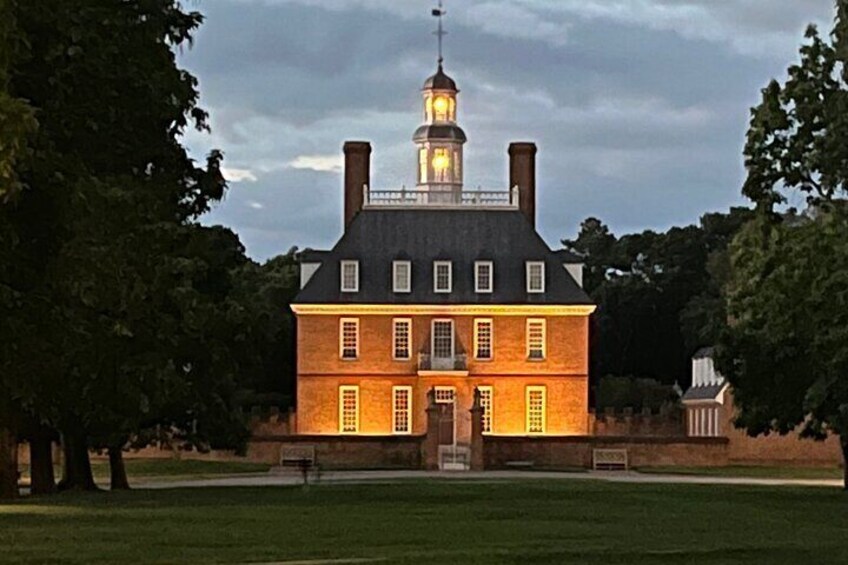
136;469;843;489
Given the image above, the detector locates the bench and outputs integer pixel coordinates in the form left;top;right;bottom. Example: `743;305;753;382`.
280;446;318;484
592;448;628;471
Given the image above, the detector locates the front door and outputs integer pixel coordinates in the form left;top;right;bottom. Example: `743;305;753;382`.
434;386;455;446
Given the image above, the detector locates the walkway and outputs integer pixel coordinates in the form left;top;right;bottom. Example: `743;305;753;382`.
137;469;843;489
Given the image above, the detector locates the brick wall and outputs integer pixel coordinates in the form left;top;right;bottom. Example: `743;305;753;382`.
484;435;730;469
248;435;423;468
592;407;685;437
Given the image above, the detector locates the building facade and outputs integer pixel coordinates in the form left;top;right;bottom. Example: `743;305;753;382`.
291;62;594;467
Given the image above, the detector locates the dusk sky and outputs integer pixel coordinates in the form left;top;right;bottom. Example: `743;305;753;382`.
179;0;836;261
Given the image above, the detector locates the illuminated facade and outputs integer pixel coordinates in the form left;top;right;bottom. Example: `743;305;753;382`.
291;45;594;470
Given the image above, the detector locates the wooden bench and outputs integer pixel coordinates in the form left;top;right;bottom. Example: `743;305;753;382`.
592;448;628;471
280;446;318;484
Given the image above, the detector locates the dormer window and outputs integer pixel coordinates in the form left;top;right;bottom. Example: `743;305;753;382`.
393;261;411;293
526;261;545;293
433;261;452;293
340;260;359;293
475;261;493;293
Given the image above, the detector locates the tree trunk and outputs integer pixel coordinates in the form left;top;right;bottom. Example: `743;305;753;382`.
0;425;18;500
108;447;130;491
29;434;56;495
58;431;97;492
841;434;848;492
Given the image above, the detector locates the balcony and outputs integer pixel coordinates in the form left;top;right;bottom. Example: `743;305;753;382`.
418;352;469;376
363;185;519;210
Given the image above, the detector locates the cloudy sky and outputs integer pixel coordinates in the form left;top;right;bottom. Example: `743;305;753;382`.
180;0;837;261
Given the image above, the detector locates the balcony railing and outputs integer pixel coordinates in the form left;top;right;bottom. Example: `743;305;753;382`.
418;352;468;372
363;185;519;209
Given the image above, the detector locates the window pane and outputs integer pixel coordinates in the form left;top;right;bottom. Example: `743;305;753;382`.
527;262;544;292
479;387;493;434
340;387;359;433
433;321;453;358
341;261;358;292
393;387;411;434
527;319;545;360
341;320;358;359
476;262;492;293
434;262;451;292
475;320;492;360
393;319;411;360
526;387;545;434
394;261;410;293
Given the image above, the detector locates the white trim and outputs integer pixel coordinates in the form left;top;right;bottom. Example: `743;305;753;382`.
478;385;493;434
526;318;546;360
525;385;546;434
392;260;411;293
392;318;412;361
434;386;456;404
338;385;360;434
433;261;452;293
474;261;493;293
339;318;359;360
473;318;493;360
292;304;597;316
392;386;413;435
526;261;545;293
340;260;359;293
431;318;454;359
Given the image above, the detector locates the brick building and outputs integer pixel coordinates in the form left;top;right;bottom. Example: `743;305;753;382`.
291;57;595;469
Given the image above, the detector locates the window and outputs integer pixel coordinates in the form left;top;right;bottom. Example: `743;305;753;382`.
393;261;411;293
392;386;412;434
475;261;493;293
478;386;493;434
340;318;359;360
526;261;545;293
432;148;450;182
526;386;546;434
431;319;454;359
474;319;493;360
526;319;546;360
393;318;412;360
434;386;455;404
339;386;359;434
419;148;428;183
340;260;359;293
433;261;452;293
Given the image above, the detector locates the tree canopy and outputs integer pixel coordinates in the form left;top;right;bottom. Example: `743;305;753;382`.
716;2;848;489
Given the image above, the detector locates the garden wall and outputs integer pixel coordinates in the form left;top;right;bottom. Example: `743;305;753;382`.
483;435;729;469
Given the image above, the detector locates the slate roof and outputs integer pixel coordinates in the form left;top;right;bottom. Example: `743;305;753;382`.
693;346;715;359
294;209;593;305
412;124;467;143
554;249;584;264
682;383;727;402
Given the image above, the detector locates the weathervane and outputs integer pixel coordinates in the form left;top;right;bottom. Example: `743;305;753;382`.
432;0;447;66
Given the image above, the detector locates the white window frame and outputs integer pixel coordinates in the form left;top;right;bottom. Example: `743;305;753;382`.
339;385;360;434
526;318;546;360
339;318;359;360
392;318;412;361
340;260;359;293
434;386;456;404
473;318;493;361
393;260;411;294
392;386;413;435
525;385;547;434
478;386;493;434
431;319;455;359
526;261;545;293
474;261;493;293
433;261;452;293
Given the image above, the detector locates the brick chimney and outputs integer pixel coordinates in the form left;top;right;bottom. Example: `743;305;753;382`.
509;142;537;228
343;141;371;228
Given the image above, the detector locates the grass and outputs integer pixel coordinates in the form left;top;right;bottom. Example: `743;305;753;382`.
638;465;844;480
2;480;848;564
18;458;271;485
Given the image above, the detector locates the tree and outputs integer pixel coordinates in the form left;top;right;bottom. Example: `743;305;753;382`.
717;2;848;489
1;0;249;494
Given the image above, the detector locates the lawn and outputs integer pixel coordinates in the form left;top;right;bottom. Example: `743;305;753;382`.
18;458;271;485
2;480;847;564
638;465;844;480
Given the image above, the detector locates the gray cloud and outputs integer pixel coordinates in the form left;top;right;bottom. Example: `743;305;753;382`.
181;0;838;260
